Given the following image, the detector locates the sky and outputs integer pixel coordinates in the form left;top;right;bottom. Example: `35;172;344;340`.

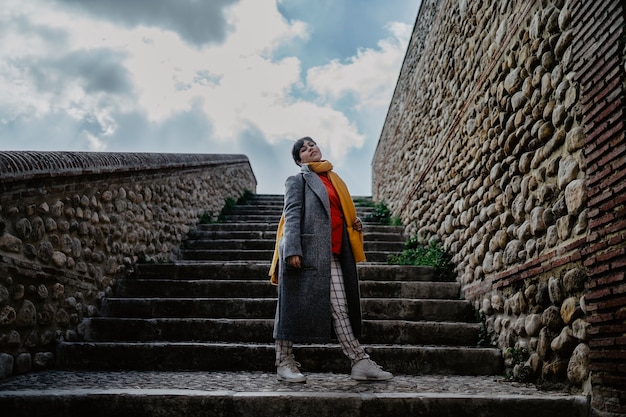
0;0;421;195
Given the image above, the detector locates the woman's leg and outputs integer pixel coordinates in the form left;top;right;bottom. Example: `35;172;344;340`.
330;255;369;365
275;339;306;382
330;255;393;381
275;339;294;366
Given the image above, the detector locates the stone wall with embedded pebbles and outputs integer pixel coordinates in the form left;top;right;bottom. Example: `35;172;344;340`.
0;151;256;377
373;0;625;413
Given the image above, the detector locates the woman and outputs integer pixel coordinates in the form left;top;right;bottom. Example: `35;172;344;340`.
268;137;393;383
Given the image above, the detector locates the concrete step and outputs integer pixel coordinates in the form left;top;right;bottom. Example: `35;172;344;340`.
186;229;404;243
132;262;443;283
81;318;479;345
117;279;277;298
180;249;394;263
181;249;276;261
116;279;461;300
187;229;279;240
231;205;283;214
245;199;284;205
359;281;461;299
183;239;277;250
358;264;442;281
132;262;275;281
362;320;479;345
363;241;411;253
195;222;278;232
103;297;473;322
362;231;407;241
57;342;504;376
102;297;279;318
1;391;588;417
182;238;403;253
0;371;589;417
244;195;283;204
193;222;404;236
218;217;402;225
224;205;380;218
220;214;283;223
227;210;281;219
82;318;276;343
361;298;474;321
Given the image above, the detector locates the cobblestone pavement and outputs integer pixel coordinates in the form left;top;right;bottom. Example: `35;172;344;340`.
0;370;584;398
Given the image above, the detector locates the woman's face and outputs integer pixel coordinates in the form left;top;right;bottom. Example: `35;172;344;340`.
298;140;322;165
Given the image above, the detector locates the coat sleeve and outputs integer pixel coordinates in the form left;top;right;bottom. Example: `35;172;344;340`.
282;174;304;259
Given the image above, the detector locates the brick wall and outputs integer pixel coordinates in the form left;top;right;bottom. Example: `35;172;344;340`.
573;0;626;414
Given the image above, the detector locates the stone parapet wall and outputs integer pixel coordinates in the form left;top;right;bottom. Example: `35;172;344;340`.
0;151;256;377
373;0;624;414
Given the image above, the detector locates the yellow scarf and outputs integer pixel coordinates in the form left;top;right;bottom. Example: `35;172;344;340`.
268;161;366;285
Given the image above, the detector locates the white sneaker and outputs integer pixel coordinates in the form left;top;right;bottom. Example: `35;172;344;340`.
277;356;307;383
351;358;393;381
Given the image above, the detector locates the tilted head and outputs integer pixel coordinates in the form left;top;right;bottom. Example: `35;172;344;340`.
291;137;322;166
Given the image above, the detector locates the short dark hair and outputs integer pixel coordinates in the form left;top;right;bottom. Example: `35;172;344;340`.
291;137;315;165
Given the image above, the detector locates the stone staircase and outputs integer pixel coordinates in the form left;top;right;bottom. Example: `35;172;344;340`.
0;194;590;416
57;194;501;375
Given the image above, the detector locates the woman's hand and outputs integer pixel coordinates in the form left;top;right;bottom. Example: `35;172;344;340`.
352;217;363;232
286;255;302;268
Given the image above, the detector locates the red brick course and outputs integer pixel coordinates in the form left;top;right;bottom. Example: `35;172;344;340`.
573;0;625;413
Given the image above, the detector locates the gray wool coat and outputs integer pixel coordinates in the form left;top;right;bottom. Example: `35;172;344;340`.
273;164;363;343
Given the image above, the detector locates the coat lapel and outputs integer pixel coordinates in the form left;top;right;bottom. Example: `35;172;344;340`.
301;165;330;218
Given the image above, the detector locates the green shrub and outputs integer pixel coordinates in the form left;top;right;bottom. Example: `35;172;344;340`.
198;211;212;224
477;313;492;347
504;346;531;382
237;189;254;205
387;238;454;279
364;202;401;225
353;197;374;206
200;190;254;223
217;197;237;222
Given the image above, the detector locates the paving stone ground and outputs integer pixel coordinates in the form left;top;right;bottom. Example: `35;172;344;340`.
0;370;584;398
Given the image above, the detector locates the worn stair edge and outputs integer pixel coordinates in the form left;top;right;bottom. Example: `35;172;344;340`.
57;342;503;375
116;279;277;298
80;318;480;346
132;263;444;282
195;222;279;231
102;297;473;322
116;279;459;299
0;389;590;417
182;240;404;252
180;250;394;262
193;223;404;234
185;230;404;242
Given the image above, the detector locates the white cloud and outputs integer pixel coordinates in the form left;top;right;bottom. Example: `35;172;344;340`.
305;21;412;111
220;0;309;58
84;131;107;151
